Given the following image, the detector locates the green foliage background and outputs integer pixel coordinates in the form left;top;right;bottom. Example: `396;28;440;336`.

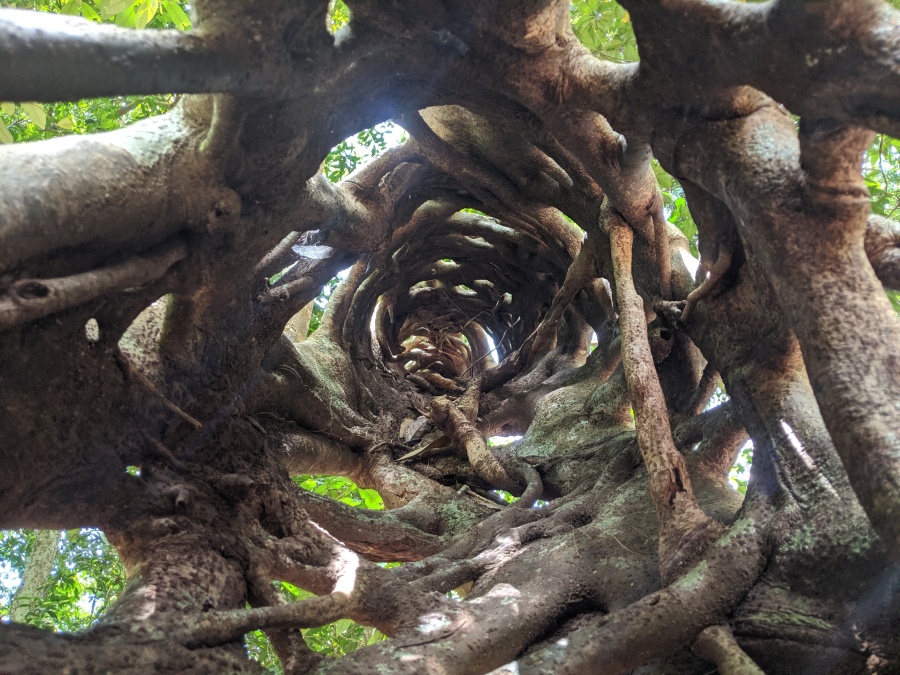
0;529;123;630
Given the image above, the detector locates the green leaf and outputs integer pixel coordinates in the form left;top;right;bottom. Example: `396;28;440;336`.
80;3;101;21
888;290;900;315
133;0;158;29
0;124;14;144
328;0;350;32
21;103;46;130
60;0;83;15
57;118;75;130
100;0;134;19
333;619;354;634
0;102;15;116
114;6;137;27
162;0;191;29
366;629;386;645
358;488;384;510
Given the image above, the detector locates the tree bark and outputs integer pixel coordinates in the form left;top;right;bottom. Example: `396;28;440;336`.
0;0;898;673
8;530;60;623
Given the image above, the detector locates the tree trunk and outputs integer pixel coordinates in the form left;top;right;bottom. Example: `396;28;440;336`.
8;531;60;623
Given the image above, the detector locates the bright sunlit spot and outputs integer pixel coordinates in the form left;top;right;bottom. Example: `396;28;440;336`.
779;420;839;498
487;436;521;447
679;247;701;278
332;549;360;597
729;440;753;494
484;332;497;355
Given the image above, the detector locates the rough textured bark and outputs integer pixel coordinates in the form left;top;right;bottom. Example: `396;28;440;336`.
7;530;60;623
1;0;899;673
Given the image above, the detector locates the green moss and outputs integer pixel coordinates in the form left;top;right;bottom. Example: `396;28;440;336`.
672;560;708;591
847;535;873;555
436;500;480;535
745;610;833;633
612;557;632;570
715;517;755;548
784;525;818;552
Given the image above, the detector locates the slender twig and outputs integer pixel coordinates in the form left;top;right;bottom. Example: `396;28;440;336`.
127;362;203;429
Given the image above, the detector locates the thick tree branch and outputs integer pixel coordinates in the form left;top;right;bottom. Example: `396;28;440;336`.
294;487;445;562
0;9;246;101
178;593;351;649
622;0;900;137
0;238;187;332
674;401;749;479
0;108;230;278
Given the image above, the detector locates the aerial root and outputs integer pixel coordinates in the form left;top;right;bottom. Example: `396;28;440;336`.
517;510;769;675
429;374;532;497
507;459;544;507
177;592;351;649
402;110;545;234
431;394;519;493
126;362;204;429
431;396;543;503
692;625;765;675
246;569;324;674
683;361;721;416
681;247;733;323
606;206;721;581
412;514;569;596
652;208;673;299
